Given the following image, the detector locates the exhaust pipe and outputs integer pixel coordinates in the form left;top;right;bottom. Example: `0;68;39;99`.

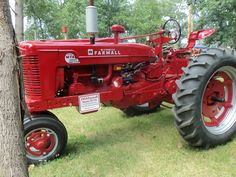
86;0;98;44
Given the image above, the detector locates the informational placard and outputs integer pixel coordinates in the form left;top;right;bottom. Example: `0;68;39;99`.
78;93;100;113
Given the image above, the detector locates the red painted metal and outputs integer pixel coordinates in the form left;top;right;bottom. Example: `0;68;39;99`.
111;25;125;44
20;24;215;114
186;28;215;49
62;26;68;33
202;72;233;127
25;130;55;157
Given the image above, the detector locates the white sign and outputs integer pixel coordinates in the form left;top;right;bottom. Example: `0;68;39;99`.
78;93;100;113
65;53;80;64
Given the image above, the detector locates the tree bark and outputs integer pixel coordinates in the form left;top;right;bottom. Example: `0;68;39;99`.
15;0;24;42
0;0;28;177
233;26;236;50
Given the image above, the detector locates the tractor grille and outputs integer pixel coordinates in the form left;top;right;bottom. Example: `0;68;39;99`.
22;55;42;96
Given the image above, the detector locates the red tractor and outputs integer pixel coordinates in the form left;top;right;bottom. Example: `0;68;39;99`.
20;18;236;164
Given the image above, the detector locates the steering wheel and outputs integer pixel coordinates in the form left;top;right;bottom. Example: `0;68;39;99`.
162;19;181;44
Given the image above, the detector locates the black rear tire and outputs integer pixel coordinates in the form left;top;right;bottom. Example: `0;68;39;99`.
173;48;236;148
24;114;68;164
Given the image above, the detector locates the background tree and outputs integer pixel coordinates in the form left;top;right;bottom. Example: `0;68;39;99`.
15;0;24;41
24;0;131;39
23;0;187;40
59;0;87;39
24;0;62;39
23;0;236;49
0;0;28;176
97;0;131;37
125;0;187;44
127;0;162;35
193;0;236;49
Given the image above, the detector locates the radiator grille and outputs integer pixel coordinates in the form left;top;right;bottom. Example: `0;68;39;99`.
22;55;42;96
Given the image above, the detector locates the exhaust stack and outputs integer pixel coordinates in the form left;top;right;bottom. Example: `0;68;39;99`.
86;0;98;39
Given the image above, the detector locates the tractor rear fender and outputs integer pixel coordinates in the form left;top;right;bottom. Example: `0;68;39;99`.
186;28;216;49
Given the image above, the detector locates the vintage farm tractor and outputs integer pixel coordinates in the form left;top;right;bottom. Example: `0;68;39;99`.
20;16;236;164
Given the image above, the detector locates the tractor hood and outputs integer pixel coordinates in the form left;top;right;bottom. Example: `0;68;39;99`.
20;39;156;65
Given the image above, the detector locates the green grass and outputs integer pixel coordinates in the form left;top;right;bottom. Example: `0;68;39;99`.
29;106;236;177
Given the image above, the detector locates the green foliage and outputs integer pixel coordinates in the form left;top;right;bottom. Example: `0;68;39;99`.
193;0;236;49
59;0;86;38
24;0;186;40
25;0;235;49
24;0;131;39
24;0;62;39
127;0;161;36
24;0;85;40
96;0;131;37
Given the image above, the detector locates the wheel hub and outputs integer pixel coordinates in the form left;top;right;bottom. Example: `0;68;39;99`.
202;71;233;127
25;130;55;157
34;138;50;149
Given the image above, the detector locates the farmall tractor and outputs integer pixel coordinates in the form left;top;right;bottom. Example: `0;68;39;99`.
19;5;236;164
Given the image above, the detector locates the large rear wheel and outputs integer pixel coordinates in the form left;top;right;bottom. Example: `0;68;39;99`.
173;48;236;148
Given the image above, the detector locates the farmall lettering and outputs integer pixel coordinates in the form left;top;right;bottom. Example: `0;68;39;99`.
88;48;121;56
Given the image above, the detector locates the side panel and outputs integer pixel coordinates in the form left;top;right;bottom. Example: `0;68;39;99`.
38;50;58;100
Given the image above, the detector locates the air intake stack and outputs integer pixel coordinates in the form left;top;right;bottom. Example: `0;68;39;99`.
86;0;98;44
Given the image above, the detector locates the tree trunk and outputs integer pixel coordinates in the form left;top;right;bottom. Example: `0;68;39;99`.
233;40;236;50
0;1;28;177
233;26;236;50
187;3;192;36
15;0;24;42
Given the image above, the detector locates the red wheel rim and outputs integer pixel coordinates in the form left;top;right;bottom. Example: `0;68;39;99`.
25;128;57;159
202;71;233;127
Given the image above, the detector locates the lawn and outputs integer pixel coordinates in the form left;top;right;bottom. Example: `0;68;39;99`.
29;106;236;177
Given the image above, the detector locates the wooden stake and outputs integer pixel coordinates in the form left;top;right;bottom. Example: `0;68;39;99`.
88;0;94;6
188;3;192;36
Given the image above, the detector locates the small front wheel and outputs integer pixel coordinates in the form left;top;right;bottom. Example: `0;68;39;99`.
24;113;68;164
